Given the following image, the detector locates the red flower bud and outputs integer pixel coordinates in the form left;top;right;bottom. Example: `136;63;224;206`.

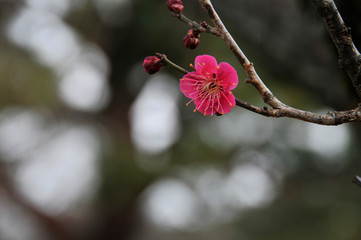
167;0;184;14
143;56;164;74
183;29;200;50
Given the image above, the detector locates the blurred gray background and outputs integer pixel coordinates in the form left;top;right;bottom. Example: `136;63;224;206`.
0;0;360;240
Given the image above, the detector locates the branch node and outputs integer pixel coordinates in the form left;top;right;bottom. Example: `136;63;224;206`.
172;12;181;18
200;21;209;29
245;77;252;84
326;111;336;117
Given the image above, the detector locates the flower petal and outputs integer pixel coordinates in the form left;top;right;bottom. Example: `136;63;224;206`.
217;62;238;90
195;55;218;76
218;91;236;114
194;96;217;115
180;72;202;98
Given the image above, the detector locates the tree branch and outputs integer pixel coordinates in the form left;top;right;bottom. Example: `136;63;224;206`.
238;99;361;125
160;53;361;125
313;0;361;99
191;0;361;125
235;99;270;117
197;0;287;109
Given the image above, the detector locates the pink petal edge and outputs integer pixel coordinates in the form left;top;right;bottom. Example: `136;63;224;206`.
217;62;238;90
180;72;202;98
218;91;236;114
195;55;218;75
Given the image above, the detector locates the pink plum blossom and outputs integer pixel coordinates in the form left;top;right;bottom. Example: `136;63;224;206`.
180;55;238;116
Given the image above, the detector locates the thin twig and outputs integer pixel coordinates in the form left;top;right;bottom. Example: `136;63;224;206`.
313;0;361;99
175;13;221;36
268;105;361;125
235;99;270;116
157;53;189;74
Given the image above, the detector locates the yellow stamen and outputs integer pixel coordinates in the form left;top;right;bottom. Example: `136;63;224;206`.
186;99;194;106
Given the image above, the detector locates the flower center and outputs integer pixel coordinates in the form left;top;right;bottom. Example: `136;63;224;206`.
202;73;222;95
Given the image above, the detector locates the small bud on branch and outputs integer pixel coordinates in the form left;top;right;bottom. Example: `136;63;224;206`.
167;0;184;14
143;56;164;74
183;29;200;49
